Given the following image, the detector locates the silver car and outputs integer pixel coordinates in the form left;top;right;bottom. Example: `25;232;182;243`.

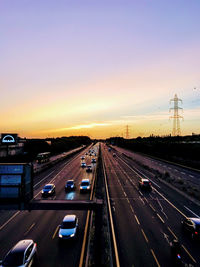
0;239;37;267
58;215;78;240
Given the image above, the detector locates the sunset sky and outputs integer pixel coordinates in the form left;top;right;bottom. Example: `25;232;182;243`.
1;0;200;139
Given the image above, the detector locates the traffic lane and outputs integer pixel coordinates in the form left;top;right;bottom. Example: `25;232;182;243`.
110;153;199;265
0;149;97;266
116;153;200;219
112;146;200;189
33;155;83;199
104;153;172;266
0;209;87;267
103;152;160;266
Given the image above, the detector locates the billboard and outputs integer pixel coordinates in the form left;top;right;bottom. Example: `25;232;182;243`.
0;163;33;202
1;134;18;145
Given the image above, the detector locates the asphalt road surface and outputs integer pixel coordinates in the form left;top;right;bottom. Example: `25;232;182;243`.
102;144;200;267
0;144;98;267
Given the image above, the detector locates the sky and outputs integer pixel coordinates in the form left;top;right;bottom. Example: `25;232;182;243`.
0;0;200;139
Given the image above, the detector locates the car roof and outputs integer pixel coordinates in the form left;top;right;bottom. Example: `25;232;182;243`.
66;180;74;183
12;240;33;252
63;215;76;222
189;218;200;224
141;178;150;182
81;179;90;182
45;184;54;187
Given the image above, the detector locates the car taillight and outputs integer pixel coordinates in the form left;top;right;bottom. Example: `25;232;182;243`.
195;231;198;235
149;182;151;185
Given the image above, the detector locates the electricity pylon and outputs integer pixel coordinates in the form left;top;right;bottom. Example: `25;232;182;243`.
169;94;183;136
125;125;130;139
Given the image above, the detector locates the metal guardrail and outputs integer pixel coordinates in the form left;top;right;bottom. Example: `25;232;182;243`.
102;151;120;267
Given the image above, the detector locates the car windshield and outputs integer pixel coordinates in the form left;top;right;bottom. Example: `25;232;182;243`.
67;181;73;186
3;251;24;266
81;182;89;186
61;221;76;229
44;185;52;189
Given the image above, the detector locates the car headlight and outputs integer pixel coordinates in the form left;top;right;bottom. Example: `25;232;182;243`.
70;233;75;237
59;234;63;238
41;190;44;193
87;186;90;189
80;186;83;189
71;185;74;188
48;190;52;193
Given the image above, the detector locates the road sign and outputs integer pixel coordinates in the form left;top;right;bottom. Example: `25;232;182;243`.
1;133;18;145
0;163;33;203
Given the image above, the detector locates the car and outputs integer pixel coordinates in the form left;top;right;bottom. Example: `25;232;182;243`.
91;158;96;163
80;179;91;193
138;178;152;191
86;165;92;172
58;215;78;240
65;180;75;192
0;239;37;267
108;148;111;152
80;156;85;160
85;152;88;155
41;184;55;197
181;217;200;240
81;162;87;168
112;153;116;157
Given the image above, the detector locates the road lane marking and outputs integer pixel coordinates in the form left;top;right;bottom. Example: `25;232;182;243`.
150;249;161;267
139;196;145;205
181;244;196;263
141;229;149;243
167;227;177;239
130;205;134;213
52;225;59;239
0;211;20;230
101;160;120;267
149;204;156;212
134;215;140;225
181;172;185;175
118;155;187;219
189;175;194;178
184;206;200;218
34;170;55;187
153;188;187;219
24;223;35;236
156;213;165;224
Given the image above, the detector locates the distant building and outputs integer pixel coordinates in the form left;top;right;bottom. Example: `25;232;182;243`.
0;134;25;157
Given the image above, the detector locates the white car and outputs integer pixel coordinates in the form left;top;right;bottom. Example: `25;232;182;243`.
80;179;91;193
58;215;78;240
0;239;37;267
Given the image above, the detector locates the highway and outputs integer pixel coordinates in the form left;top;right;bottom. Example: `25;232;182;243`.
0;143;200;267
102;144;200;267
0;145;99;267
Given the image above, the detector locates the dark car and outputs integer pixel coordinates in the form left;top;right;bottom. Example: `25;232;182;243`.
91;158;96;163
138;178;152;191
41;184;55;197
181;217;200;240
86;165;92;172
65;180;75;192
0;239;37;267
